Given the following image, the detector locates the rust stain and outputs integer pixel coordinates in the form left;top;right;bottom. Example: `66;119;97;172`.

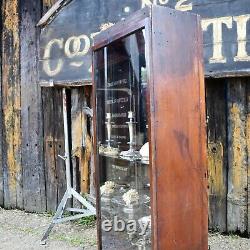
208;142;225;196
230;103;246;192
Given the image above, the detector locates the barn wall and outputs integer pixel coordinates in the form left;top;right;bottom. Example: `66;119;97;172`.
0;0;91;212
206;78;250;235
0;0;250;236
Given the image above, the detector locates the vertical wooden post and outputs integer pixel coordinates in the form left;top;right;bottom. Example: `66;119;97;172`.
54;89;66;204
246;81;250;236
20;0;46;212
42;88;57;211
1;0;22;209
71;88;91;195
71;88;83;201
0;0;3;206
42;0;65;211
227;78;248;233
206;79;228;232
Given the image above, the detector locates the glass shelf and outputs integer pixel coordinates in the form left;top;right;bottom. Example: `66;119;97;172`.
99;150;149;164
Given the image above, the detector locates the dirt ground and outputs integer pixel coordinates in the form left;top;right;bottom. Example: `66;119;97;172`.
0;207;250;250
0;207;97;250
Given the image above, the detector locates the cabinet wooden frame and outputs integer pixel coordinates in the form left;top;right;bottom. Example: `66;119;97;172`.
92;5;208;250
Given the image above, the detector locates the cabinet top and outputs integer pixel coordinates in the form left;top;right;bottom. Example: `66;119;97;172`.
92;5;199;51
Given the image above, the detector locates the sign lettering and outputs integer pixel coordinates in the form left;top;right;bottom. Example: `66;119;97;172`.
39;0;250;82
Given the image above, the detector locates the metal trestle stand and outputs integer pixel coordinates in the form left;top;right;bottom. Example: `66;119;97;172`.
41;88;96;244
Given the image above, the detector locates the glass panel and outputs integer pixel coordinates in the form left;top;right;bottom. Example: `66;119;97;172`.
95;29;151;249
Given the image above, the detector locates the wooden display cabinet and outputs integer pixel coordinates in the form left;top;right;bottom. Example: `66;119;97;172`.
92;5;207;250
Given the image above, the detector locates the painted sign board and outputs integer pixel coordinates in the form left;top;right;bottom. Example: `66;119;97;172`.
39;0;250;84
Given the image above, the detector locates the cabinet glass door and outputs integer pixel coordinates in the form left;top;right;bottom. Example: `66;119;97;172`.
95;29;151;249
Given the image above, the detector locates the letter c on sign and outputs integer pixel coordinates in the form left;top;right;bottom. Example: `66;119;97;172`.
43;38;64;77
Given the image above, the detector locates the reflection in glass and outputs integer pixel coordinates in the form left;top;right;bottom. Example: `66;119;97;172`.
95;29;151;249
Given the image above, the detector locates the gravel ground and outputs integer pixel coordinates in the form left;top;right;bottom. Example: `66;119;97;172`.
209;233;250;250
0;207;249;250
0;207;97;250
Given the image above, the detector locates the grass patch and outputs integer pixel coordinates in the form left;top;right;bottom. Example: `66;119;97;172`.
75;215;96;227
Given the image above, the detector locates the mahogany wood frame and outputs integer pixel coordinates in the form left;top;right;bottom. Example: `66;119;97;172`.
92;6;208;250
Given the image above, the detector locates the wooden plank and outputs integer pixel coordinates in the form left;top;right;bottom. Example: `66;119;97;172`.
0;1;3;206
42;0;61;212
71;87;92;201
206;79;228;232
227;78;248;234
71;88;83;187
42;88;57;212
246;81;250;236
83;85;95;197
149;6;207;249
71;88;83;207
81;86;93;194
1;0;22;209
37;0;71;27
53;89;66;204
20;0;46;212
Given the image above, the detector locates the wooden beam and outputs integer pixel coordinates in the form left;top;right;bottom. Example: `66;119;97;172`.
1;0;22;209
0;0;3;207
37;0;72;27
54;89;66;206
206;79;228;232
227;78;248;234
20;0;46;212
246;81;250;236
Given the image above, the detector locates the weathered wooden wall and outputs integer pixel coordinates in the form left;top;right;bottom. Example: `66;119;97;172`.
0;0;250;236
206;78;250;235
1;0;22;209
0;0;91;213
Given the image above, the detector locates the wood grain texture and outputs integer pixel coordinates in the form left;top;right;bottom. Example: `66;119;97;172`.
150;6;207;249
247;81;250;236
0;0;3;206
20;0;46;212
227;78;248;234
71;87;91;194
41;0;65;212
93;6;208;249
53;89;66;204
206;79;228;232
71;88;83;197
42;88;57;212
1;0;22;209
71;88;83;208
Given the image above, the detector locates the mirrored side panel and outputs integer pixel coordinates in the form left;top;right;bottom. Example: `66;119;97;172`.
94;29;151;249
